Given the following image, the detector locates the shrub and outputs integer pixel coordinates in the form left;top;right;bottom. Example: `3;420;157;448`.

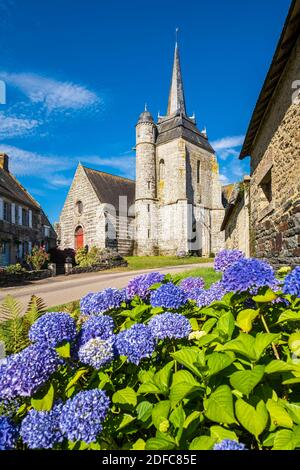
75;246;101;268
26;246;50;271
1;257;300;451
4;264;25;275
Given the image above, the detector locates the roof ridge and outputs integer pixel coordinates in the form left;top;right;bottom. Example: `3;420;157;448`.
0;169;40;209
82;165;135;183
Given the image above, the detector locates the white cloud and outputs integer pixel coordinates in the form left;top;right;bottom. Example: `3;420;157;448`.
0;112;39;139
219;173;230;185
218;148;239;161
211;135;245;150
1;72;100;112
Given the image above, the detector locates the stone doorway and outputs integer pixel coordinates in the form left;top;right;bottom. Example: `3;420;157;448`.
75;226;84;250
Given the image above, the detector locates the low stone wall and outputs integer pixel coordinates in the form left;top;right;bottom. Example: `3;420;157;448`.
69;258;128;275
0;269;51;287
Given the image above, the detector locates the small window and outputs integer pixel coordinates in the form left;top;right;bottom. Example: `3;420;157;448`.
159;159;165;180
15;205;19;225
3;201;11;222
148;229;150;239
260;169;272;203
147;204;150;213
147;181;151;190
197;161;201;184
76;201;83;215
22;208;29;226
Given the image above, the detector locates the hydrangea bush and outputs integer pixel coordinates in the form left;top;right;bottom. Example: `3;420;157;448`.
1;255;300;451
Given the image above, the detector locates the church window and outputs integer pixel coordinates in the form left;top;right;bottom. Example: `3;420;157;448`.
76;201;83;215
147;181;151;190
147;204;150;213
159;159;165;180
197;161;201;184
260;169;272;203
148;229;150;239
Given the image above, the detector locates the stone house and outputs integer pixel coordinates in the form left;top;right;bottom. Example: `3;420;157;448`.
58;42;225;257
222;0;300;267
0;153;57;266
58;164;135;255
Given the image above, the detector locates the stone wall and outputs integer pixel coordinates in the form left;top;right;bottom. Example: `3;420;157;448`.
224;181;250;256
249;35;300;268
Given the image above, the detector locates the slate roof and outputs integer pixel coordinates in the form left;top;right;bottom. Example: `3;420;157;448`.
240;0;300;158
0;166;40;210
83;166;136;210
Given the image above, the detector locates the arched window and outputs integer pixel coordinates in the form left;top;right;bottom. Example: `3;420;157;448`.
76;201;83;215
159;159;165;180
75;226;84;250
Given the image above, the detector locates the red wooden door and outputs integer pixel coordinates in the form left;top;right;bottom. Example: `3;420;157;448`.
75;227;84;250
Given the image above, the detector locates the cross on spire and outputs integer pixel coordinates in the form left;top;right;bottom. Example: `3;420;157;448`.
167;34;187;116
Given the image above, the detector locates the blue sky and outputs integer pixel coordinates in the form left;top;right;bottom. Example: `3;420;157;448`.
0;0;291;223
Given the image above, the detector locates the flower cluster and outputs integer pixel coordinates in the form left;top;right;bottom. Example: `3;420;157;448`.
148;312;192;340
20;404;63;449
78;315;115;345
0;344;61;399
214;249;245;272
282;266;300;297
78;337;114;369
126;272;165;300
0;416;18;450
180;277;205;292
189;281;226;307
79;288;124;315
115;324;155;365
213;439;247;450
150;283;188;309
29;312;77;347
222;258;278;294
59;390;110;443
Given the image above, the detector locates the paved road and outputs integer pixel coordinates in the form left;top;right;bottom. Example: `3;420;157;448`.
0;263;213;310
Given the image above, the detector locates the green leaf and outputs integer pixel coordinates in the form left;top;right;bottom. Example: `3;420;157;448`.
184;411;202;429
138;369;155;383
206;352;234;377
289;332;300;357
265;360;295;374
138;382;162;395
253;289;277;303
153;361;174;394
152;401;171;430
266;399;293;430
145;437;176;450
210;425;238;442
222;333;256;361
169;382;201;406
230;365;265;396
217;311;235;338
55;341;71;358
284;403;300;424
189;318;199;331
136;401;153;422
172;370;201;387
235;398;268;438
204;385;236;425
189;436;216;450
112;387;137;407
277;310;300;324
202;318;217;333
282;377;300;385
31;382;54;412
132;439;146;450
236;309;259;333
66;368;88;392
254;333;281;360
171;347;204;378
117;414;136;430
272;430;295;450
169;404;185;429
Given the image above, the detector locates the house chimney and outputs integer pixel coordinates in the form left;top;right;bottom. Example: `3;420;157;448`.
0;153;9;171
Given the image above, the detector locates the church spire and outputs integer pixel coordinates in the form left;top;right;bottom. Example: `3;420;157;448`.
167;40;187;116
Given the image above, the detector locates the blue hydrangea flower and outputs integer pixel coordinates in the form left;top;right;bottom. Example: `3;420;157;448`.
0;344;61;399
222;258;278;294
115;324;155;365
180;277;205;292
20;404;63;449
282;266;300;297
0;416;18;450
29;312;77;347
150;283;188;309
78;315;115;346
59;390;110;444
126;272;165;300
148;313;192;340
214;439;247;450
80;292;95;316
80;289;124;316
78;337;115;369
214;249;245;272
189;281;226;307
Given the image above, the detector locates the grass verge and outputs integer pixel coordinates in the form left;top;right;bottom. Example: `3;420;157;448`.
124;256;213;270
